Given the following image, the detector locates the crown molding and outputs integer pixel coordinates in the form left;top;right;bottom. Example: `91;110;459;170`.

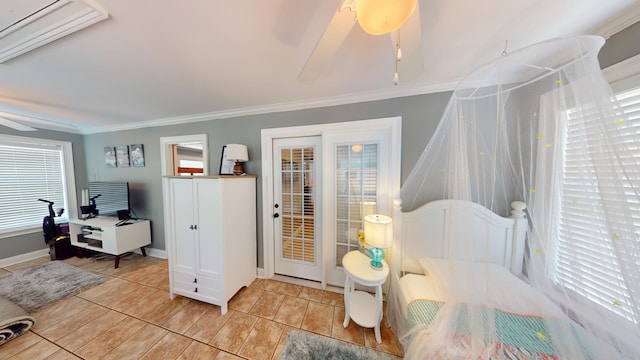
592;4;640;39
81;80;458;134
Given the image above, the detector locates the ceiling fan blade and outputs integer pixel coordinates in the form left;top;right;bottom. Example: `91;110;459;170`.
390;2;423;82
298;3;357;84
0;117;37;131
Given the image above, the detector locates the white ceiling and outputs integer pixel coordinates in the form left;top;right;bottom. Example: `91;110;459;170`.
1;0;639;134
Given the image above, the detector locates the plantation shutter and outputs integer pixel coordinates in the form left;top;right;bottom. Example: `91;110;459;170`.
555;86;640;323
0;141;68;233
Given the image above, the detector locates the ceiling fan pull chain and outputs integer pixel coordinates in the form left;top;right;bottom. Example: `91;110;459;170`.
394;31;401;85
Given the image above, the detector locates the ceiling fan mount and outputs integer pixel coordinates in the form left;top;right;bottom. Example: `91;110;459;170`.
299;0;424;85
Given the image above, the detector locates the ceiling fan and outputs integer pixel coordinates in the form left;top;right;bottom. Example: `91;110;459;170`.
298;0;424;85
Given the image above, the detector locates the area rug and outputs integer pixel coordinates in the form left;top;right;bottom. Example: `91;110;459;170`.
0;261;104;313
279;330;401;360
0;295;35;346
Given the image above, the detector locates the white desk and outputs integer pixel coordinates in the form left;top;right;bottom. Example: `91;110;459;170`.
69;217;151;268
342;250;389;344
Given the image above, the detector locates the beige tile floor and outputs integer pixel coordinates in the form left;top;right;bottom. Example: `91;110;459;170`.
0;253;403;359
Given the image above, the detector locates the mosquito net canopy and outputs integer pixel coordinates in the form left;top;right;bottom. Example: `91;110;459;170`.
393;35;640;359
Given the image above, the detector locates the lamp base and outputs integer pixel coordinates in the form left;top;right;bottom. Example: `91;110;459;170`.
369;247;385;270
233;161;244;175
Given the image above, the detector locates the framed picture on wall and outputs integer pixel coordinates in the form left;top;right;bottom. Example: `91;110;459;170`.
116;145;130;167
130;144;145;167
104;146;116;168
219;145;234;175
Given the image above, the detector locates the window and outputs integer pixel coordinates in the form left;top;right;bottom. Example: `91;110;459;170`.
335;143;378;266
0;135;76;237
553;85;640;323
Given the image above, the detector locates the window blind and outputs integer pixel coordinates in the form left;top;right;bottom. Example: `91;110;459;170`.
0;142;68;233
555;86;640;323
335;143;378;266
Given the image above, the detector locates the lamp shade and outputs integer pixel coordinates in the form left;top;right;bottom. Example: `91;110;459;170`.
225;144;248;162
364;214;393;248
356;0;419;36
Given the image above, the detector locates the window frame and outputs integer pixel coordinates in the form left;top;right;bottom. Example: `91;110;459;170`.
531;57;640;345
0;134;78;239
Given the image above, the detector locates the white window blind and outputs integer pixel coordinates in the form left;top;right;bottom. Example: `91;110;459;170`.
555;86;640;323
0;141;69;234
335;143;378;266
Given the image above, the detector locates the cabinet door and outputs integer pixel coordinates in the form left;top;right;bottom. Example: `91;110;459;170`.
193;178;223;277
170;178;196;273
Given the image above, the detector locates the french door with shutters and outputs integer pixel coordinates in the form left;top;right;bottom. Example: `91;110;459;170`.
263;117;401;287
323;129;393;287
273;137;322;281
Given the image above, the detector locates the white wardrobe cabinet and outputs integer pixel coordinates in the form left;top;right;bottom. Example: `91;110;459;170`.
164;176;256;314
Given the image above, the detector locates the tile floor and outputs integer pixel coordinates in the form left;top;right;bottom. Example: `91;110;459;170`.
0;253;403;359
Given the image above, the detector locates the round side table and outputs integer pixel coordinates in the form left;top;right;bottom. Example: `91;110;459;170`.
342;250;389;344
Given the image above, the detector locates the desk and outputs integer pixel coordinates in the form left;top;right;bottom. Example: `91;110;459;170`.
342;250;389;344
69;217;151;268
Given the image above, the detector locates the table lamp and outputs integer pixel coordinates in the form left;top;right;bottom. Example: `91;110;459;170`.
364;214;393;270
225;144;249;175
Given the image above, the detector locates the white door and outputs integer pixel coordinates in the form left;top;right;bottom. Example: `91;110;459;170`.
273;137;322;281
261;117;401;287
192;178;222;278
169;178;196;274
323;130;393;286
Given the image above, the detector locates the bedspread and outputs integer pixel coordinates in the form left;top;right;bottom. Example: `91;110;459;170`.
408;299;565;359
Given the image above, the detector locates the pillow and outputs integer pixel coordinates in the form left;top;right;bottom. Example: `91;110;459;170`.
416;258;563;316
417;257;508;301
418;257;504;281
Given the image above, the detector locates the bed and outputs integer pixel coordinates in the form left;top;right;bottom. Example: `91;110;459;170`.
387;199;604;359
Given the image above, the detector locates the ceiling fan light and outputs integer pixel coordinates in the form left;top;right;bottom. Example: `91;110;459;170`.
356;0;418;35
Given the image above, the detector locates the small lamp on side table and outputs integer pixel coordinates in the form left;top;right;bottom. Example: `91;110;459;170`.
364;214;393;270
225;144;249;175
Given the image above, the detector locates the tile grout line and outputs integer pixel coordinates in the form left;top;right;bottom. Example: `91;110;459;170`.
5;258;402;359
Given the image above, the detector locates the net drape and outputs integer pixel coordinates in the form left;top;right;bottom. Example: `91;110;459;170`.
390;36;640;359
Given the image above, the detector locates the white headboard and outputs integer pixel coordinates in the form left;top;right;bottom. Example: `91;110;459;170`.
395;199;527;276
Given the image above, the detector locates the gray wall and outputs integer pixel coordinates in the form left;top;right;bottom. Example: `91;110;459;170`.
0;127;86;259
2;21;639;264
82;92;452;267
599;21;640;69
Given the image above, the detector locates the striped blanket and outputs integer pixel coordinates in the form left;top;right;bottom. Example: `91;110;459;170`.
408;299;560;359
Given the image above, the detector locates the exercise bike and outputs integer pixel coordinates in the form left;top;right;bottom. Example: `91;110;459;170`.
38;198;73;260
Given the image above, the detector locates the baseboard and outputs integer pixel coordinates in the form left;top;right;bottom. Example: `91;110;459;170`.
0;248;49;267
133;247;167;259
257;267;265;278
0;246;167;268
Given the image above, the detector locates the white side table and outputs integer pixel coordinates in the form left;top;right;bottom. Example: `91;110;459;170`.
342;250;389;344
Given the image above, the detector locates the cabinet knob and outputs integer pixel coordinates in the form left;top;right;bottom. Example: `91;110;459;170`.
189;225;194;230
193;278;197;283
194;288;198;293
273;213;280;218
193;224;198;230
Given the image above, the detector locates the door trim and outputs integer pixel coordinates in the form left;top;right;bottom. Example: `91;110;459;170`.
261;117;402;288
